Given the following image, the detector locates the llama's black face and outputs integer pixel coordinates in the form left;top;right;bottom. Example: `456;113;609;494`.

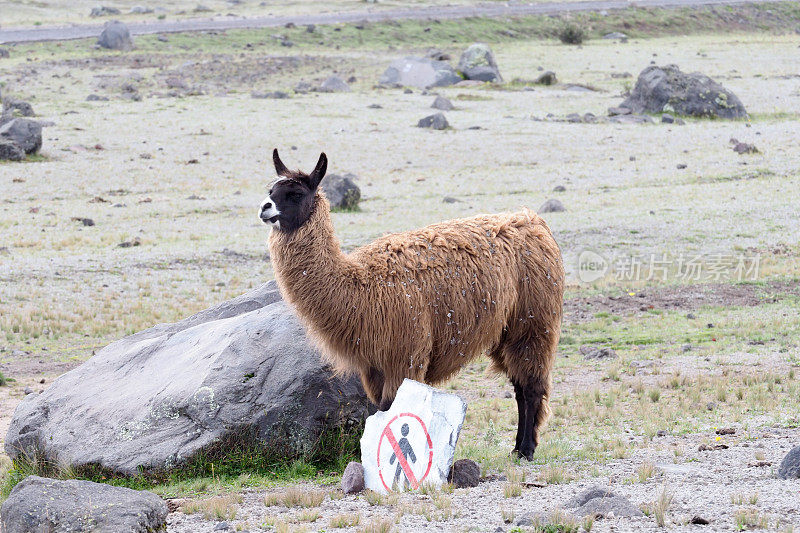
259;149;327;232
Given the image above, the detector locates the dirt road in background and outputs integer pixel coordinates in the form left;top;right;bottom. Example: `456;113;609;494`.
0;0;778;44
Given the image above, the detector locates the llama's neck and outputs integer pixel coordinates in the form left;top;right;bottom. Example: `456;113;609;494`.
268;193;359;329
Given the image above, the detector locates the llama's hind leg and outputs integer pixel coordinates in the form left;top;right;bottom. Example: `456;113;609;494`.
511;380;526;455
518;375;549;460
360;367;385;407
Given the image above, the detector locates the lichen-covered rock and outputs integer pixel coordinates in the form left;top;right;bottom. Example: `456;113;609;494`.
379;57;462;89
0;118;42;155
0;476;167;533
97;20;133;51
457;43;502;83
318;76;351;93
5;281;371;475
322;173;361;210
620;64;747;119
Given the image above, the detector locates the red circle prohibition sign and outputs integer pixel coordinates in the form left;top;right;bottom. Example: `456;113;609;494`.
376;412;434;492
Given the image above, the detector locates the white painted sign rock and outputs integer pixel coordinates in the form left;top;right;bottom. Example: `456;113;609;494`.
360;379;467;493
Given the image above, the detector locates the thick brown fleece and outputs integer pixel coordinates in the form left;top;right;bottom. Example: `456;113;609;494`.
269;192;564;429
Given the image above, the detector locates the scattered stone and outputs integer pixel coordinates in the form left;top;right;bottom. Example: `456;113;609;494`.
342;461;365;494
442;196;461;203
0;48;9;59
661;113;675;123
0;476;167;533
698;443;728;451
129;5;154;14
5;281;371;475
251;91;289;99
706;401;717;411
579;345;617;360
457;43;502;82
552;185;566;192
778;445;800;479
449;459;480;488
280;40;294;47
609;114;653;124
294;81;312;94
427;49;451;61
97;21;133;51
516;512;548;527
417;113;449;130
118;237;141;247
0;118;43;155
730;138;759;154
379;57;462;89
361;379;466;493
431;95;454;111
566;113;582;123
2;98;34;118
690;516;711;525
322;173;361;210
318;76;351;93
715;427;736;435
194;4;213;12
608;106;631;116
620;64;748;119
86;94;109;101
23;387;34;395
603;32;628;39
535;71;557;85
306;24;315;33
656;429;668;437
214;521;230;530
90;6;121;16
71;217;95;227
611;72;633;79
565;486;643;518
538;199;566;213
157;34;169;42
367;104;382;109
0;139;24;161
682;344;693;352
677;163;687;169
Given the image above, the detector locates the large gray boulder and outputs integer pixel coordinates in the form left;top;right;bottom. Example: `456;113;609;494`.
379;57;462;89
0;118;42;155
620;64;747;119
97;21;133;51
322;173;361;210
457;43;502;83
778;445;800;479
5;281;372;476
1;475;167;533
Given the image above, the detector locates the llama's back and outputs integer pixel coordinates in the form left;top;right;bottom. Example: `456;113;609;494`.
350;209;564;384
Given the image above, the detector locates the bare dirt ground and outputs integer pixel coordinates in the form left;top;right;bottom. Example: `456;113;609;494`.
1;5;799;532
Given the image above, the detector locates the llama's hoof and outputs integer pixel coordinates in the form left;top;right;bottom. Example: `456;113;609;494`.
513;448;535;461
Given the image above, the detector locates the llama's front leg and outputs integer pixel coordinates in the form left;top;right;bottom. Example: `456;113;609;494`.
360;367;385;407
518;377;548;461
378;374;404;412
511;380;526;456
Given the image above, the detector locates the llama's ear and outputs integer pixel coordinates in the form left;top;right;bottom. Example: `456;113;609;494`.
307;152;327;190
273;148;290;177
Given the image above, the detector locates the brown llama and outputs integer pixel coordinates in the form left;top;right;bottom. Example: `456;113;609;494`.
259;150;564;460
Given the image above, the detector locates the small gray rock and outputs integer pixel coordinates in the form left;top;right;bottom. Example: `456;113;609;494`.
0;139;24;161
608;106;631;116
214;521;230;530
603;32;628;39
538;199;566;213
129;6;154;14
442;196;461;204
552;185;566;192
0;476;167;533
580;345;617;360
778;445;800;479
97;21;133;51
448;458;480;488
342;461;365;494
575;495;644;518
661;113;675;123
535;71;557;85
86;94;109;101
318;76;351;93
294;81;312;94
251;91;289;99
0;118;42;155
431;95;454;111
417;113;449;130
322;173;361;210
0;47;9;59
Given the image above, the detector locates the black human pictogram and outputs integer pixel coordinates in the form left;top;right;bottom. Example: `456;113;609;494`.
389;423;417;487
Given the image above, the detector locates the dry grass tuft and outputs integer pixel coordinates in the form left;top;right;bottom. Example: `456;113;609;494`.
329;513;361;528
181;494;241;520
